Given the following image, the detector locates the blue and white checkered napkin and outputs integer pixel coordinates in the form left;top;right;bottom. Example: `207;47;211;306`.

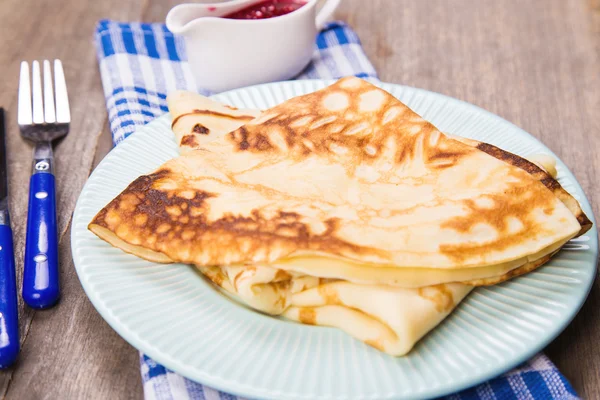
94;20;579;400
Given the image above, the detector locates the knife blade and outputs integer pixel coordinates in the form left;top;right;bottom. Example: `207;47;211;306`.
0;108;8;221
0;107;20;367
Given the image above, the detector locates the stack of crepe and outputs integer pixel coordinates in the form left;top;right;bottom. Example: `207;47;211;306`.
89;77;591;356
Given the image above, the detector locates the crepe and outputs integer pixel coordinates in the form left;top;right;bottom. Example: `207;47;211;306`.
89;77;591;355
199;261;473;355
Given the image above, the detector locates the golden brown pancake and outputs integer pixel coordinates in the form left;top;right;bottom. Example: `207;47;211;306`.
90;77;582;270
89;77;591;356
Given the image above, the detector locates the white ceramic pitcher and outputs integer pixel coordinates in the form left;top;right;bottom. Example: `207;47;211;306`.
166;0;341;92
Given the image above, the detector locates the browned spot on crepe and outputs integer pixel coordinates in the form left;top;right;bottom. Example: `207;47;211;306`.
418;284;455;313
201;267;226;288
232;270;245;290
318;284;341;304
298;308;317;325
274;269;292;281
180;135;199;148
193;124;210;135
272;282;291;309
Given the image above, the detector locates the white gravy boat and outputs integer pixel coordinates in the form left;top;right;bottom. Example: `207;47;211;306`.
166;0;341;92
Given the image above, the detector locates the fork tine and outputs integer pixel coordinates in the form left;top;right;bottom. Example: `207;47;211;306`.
31;61;44;124
18;61;32;126
53;60;70;124
17;61;32;125
43;60;56;124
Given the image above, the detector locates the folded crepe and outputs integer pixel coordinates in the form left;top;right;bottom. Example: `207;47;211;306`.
89;77;591;356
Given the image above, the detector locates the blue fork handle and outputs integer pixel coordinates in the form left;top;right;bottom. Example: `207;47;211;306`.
0;225;20;367
23;173;60;309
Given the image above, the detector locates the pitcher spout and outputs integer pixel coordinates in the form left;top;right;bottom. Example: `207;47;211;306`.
166;1;262;35
166;4;205;35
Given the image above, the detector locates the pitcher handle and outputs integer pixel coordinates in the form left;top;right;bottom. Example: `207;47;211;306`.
315;0;341;30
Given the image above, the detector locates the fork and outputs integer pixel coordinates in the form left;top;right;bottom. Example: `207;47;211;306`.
18;60;70;309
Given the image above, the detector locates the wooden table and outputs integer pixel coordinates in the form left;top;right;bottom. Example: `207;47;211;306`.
0;0;598;398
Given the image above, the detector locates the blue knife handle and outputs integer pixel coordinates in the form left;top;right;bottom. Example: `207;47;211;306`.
0;224;20;367
23;173;60;309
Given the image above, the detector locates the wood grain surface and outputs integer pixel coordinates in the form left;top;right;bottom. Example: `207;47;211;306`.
0;0;598;399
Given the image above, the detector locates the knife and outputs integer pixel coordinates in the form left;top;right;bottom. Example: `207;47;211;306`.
0;108;20;367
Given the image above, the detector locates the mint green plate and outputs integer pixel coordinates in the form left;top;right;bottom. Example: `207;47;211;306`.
72;80;597;399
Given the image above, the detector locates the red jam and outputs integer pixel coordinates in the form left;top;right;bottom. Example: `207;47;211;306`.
223;0;308;20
